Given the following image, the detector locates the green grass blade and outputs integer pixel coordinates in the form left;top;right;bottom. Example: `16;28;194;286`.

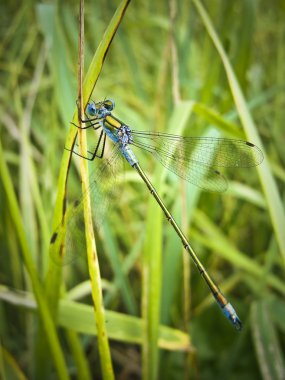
75;3;131;379
35;5;76;377
59;300;190;351
100;220;138;315
38;2;131;378
193;0;285;261
47;0;131;271
65;330;92;380
142;101;193;380
0;141;70;380
0;345;28;380
268;295;285;333
251;300;285;380
82;0;131;104
0;287;190;353
142;174;163;380
193;210;285;296
227;182;266;209
192;102;244;138
47;0;132;287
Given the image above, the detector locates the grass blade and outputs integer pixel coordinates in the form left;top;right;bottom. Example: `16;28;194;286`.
142;101;193;380
251;300;285;380
0;141;70;380
193;0;285;261
193;210;285;296
40;2;131;378
0;287;191;353
65;330;92;380
76;0;114;376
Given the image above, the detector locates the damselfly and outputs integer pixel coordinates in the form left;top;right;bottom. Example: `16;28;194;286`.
52;99;263;330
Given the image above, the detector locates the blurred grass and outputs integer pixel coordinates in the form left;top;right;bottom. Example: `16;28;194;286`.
193;0;285;261
0;0;285;379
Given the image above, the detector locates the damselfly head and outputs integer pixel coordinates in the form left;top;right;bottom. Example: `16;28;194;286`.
87;102;97;116
88;99;115;119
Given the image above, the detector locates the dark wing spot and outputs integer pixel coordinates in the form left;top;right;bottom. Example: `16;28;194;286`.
246;141;254;147
50;232;58;244
214;170;221;175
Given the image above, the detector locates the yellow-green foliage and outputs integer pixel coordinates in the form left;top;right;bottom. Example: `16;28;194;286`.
0;1;284;379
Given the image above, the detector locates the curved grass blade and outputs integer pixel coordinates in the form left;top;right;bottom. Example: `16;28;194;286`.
59;300;190;351
193;0;285;260
0;287;190;353
47;0;131;284
0;141;70;380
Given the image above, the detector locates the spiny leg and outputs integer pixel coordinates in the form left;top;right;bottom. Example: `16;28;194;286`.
65;130;106;161
70;120;102;130
75;131;106;159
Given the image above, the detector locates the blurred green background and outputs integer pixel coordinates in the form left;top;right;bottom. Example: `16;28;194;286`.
0;0;285;379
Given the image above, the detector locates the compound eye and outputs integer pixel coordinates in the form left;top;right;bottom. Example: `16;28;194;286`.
87;103;97;116
104;99;115;111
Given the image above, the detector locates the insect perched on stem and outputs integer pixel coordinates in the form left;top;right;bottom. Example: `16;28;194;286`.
52;99;263;330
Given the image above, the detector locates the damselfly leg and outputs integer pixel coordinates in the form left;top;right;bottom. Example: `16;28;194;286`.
65;129;107;161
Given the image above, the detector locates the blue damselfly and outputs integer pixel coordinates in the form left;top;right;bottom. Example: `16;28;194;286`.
51;99;263;330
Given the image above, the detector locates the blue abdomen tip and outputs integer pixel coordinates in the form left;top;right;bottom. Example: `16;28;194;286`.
222;303;243;331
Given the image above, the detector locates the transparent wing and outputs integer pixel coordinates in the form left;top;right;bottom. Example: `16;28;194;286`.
50;145;122;265
130;130;263;192
156;154;228;192
131;131;263;167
